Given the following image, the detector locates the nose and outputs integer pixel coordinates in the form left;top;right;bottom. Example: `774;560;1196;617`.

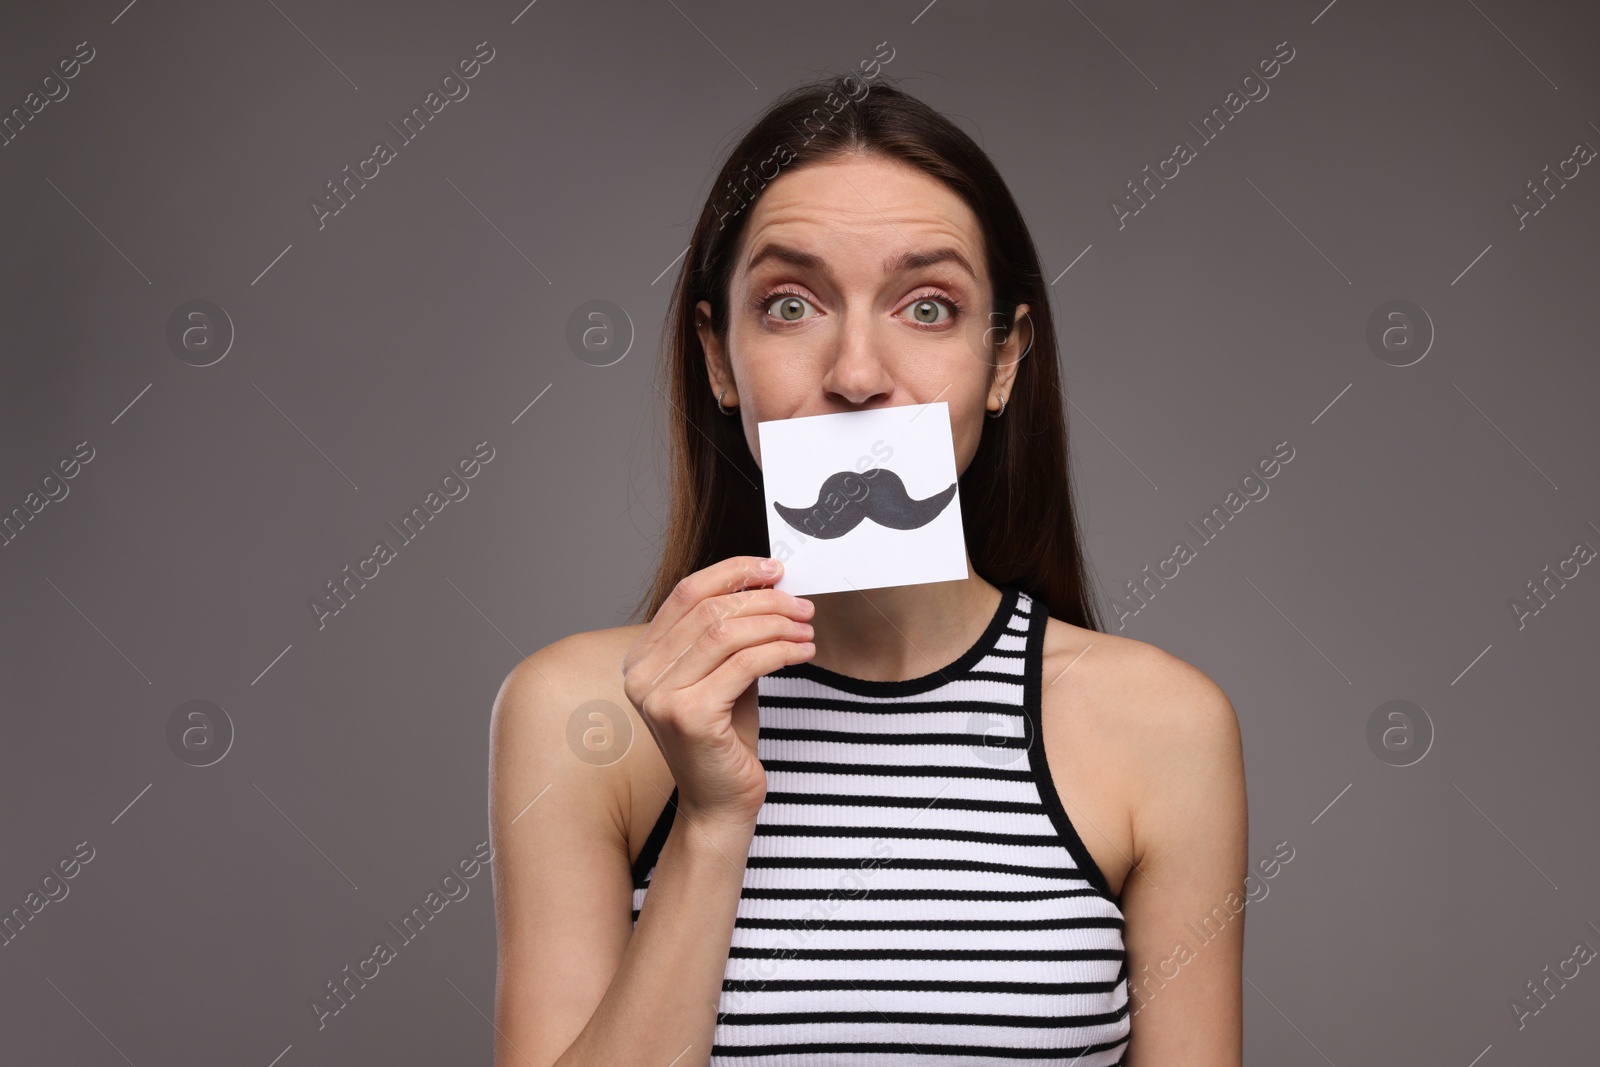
819;308;894;408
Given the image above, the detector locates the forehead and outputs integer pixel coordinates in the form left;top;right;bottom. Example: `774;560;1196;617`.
734;154;985;279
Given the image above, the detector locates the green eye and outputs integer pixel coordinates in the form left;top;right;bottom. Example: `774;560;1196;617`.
910;298;949;324
765;294;814;322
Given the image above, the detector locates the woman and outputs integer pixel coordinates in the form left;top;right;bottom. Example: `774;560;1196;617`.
489;74;1247;1067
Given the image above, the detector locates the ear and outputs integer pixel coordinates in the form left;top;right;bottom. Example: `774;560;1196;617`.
992;302;1030;395
696;299;734;401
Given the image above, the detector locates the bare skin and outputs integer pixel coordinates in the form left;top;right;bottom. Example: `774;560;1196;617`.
489;152;1247;1067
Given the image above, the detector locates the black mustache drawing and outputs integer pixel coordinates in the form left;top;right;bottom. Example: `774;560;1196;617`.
773;468;957;539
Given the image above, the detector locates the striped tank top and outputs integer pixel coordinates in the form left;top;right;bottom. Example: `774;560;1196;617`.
630;585;1132;1065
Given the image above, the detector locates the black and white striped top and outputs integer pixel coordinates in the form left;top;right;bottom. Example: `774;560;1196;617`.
630;586;1132;1065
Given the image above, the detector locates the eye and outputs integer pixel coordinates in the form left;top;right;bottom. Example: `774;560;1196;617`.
904;296;955;325
762;292;818;323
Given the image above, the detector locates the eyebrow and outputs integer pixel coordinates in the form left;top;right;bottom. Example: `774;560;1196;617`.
745;242;979;282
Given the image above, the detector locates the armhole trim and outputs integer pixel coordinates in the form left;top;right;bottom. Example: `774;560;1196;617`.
630;785;677;888
1021;595;1122;909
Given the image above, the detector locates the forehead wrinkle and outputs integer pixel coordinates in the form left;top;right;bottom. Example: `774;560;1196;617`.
833;172;977;278
742;227;979;289
736;164;986;289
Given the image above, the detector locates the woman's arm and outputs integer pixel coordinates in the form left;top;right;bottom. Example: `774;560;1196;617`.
1119;654;1249;1067
487;638;755;1067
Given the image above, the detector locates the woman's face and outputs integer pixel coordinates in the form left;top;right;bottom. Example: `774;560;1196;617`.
697;152;1028;474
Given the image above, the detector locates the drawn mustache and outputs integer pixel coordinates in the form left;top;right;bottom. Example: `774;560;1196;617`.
773;468;957;539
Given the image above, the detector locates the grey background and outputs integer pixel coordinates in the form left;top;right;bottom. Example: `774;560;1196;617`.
3;0;1598;1063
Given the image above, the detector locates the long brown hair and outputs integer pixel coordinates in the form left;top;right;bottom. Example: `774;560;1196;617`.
630;73;1106;632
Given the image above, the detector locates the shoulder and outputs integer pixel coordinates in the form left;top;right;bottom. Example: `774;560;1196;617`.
489;623;655;838
493;623;649;704
1037;615;1243;854
491;623;650;736
1039;614;1238;746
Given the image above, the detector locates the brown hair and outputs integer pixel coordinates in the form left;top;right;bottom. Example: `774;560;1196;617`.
630;73;1105;632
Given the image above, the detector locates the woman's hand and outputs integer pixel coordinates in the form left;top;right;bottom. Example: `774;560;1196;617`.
622;556;815;830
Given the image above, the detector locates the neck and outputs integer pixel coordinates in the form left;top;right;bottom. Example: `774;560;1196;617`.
804;562;1003;683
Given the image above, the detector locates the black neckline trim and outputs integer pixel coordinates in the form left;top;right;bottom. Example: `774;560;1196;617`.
769;586;1020;698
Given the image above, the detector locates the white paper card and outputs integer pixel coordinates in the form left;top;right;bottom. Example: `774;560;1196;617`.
758;402;968;596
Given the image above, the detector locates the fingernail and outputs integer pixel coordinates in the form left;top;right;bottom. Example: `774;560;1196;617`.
761;558;779;575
